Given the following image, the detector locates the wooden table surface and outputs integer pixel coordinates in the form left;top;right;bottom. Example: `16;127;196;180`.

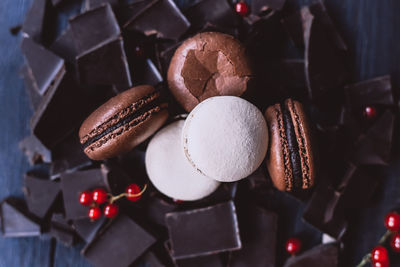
1;0;400;266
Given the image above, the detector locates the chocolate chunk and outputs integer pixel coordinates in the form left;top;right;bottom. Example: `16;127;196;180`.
82;215;156;267
50;27;77;63
50;131;92;180
352;110;395;165
228;207;277;267
61;168;110;220
21;37;66;96
166;201;241;259
344;75;394;109
184;0;238;31
50;213;76;247
23;174;60;219
19;135;52;165
72;217;106;243
70;4;121;55
22;0;47;42
76;37;132;90
125;0;190;40
251;0;286;14
0;198;41;237
283;243;339;267
20;65;42;111
303;181;347;239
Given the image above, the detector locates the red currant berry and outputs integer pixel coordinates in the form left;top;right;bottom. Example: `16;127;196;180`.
88;206;102;220
79;191;93;206
235;1;249;17
371;246;389;265
92;188;108;204
125;184;142;202
385;212;400;232
391;233;400;253
363;106;377;119
373;261;389;267
285;238;301;255
104;203;119;218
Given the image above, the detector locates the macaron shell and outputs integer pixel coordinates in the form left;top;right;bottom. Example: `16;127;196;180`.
145;120;220;201
264;104;292;191
182;96;268;182
286;99;315;188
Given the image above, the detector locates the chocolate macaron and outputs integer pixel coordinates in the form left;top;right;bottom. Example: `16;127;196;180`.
79;85;168;160
167;32;253;112
265;99;316;192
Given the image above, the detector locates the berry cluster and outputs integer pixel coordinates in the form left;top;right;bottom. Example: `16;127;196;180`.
79;184;146;220
358;212;400;267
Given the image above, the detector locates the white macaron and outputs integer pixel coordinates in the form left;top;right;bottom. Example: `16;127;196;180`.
145;119;220;201
182;96;268;182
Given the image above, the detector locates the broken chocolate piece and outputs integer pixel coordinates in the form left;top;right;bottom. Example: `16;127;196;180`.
344;75;394;110
22;0;47;42
72;217;106;243
0;198;41;237
61;168;110;220
228;207;277;267
50;27;77;63
184;0;237;31
50;131;93;180
76;37;132;90
24;174;60;219
70;4;120;55
125;0;190;40
50;213;76;247
21;37;66;96
166;201;241;259
19;135;52;165
82;215;156;267
20;65;42;111
352;110;395;165
283;243;339;267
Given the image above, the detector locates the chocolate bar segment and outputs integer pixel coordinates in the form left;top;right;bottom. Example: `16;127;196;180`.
0;198;41;237
50;27;77;63
21;37;66;96
283;243;339;267
125;0;190;40
70;4;120;55
23;174;60;219
166;201;241;259
82;215;156;267
61;168;110;220
76;37;132;90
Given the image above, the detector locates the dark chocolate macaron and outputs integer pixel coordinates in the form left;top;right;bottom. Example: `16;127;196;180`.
79;85;168;160
265;99;316;192
167;32;253;112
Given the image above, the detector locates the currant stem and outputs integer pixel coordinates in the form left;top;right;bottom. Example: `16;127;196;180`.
355;230;392;267
109;184;147;203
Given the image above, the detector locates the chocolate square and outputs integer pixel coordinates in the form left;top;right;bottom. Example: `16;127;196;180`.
61;168;110;220
22;0;47;42
166;201;241;259
228;207;277;267
23;174;60;219
20;65;42;111
21;37;66;96
50;213;76;247
50;27;77;63
82;215;156;267
70;4;120;55
184;0;238;31
19;135;52;165
72;217;107;243
76;37;132;90
283;243;339;267
1;198;41;237
344;75;394;109
125;0;190;40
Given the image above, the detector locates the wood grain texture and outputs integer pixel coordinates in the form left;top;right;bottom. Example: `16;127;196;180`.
0;0;399;266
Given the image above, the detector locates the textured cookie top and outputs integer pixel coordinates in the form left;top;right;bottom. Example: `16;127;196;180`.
168;32;252;112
